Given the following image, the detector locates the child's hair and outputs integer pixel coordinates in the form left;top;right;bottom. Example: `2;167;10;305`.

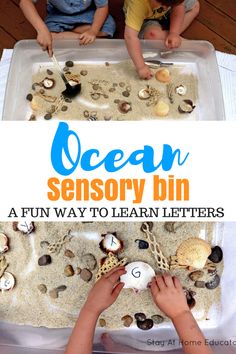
159;0;184;6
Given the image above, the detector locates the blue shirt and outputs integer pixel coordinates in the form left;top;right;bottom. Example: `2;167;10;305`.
48;0;108;15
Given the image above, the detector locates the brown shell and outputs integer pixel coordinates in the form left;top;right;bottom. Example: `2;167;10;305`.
176;238;211;269
155;69;171;83
99;233;123;254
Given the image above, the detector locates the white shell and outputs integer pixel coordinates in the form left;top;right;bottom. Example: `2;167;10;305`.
101;233;122;253
0;272;15;291
120;262;155;290
175;85;187;96
16;221;34;234
43;78;55;89
0;233;9;254
138;88;150;100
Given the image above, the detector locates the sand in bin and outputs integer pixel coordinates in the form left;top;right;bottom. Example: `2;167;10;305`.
0;222;222;329
28;60;198;121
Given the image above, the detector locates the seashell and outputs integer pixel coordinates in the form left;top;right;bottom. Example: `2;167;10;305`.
29;114;36;121
176;238;211;269
178;99;195;114
134;313;146;322
99;318;106;327
64;249;75;258
99;233;123;254
137;319;153;331
138;88;150;100
208;246;223;263
118;101;132;114
205;274;220;290
155;69;171;83
26;93;33;102
135;239;149;250
175;85;187;96
80;70;88;76
154;100;169;117
80;268;93;282
47;69;53;75
0;272;15;291
65;61;74;68
42;78;55;89
187;296;196;309
164;222;184;233
120;262;155;291
194;280;205;288
122;315;133;327
13;221;35;234
83;110;90;118
0;233;9;254
76;267;82;275
81;253;97;270
38;255;52;266
64;265;74;277
151;314;164;324
189;270;204;281
96;252;127;281
38;284;47;294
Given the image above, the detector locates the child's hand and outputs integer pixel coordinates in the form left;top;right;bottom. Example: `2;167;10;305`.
83;266;126;316
151;274;190;320
137;65;153;80
165;33;182;49
79;29;97;45
37;28;53;56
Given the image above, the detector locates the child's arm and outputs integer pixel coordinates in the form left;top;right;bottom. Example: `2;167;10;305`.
151;274;213;354
124;26;153;80
80;5;108;45
19;0;53;56
165;3;185;49
65;266;126;354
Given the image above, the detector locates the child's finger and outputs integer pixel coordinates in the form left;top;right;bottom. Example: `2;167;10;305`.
163;273;174;287
155;275;166;290
112;282;124;298
150;277;160;296
108;268;126;284
173;276;182;290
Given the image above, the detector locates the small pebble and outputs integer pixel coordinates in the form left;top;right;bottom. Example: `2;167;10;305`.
109;88;116;93
114;99;120;104
134;313;146;322
189;270;204;281
187;296;196;309
38;255;52;266
122;91;130;97
99;319;106;327
151;315;164;324
80;268;93;282
65;98;72;103
92;84;99;90
76;267;82;275
49;289;58;299
126;85;131;92
91;93;100;100
205;274;220;290
194;281;205;288
113;83;118;87
65;61;74;68
104;115;112;121
44;113;52;120
39;89;45;94
83;110;90;118
80;70;88;76
135;239;149;250
56;285;67;292
137;319;153;331
208;268;217;276
105;62;109;66
64;265;74;277
26;93;33;102
29;114;36;121
38;284;47;294
119;82;125;88
40;241;49;248
121;315;133;327
64;249;75;258
208;246;223;263
104;94;109;99
63;67;70;72
61;105;68;112
47;69;53;75
81;253;97;271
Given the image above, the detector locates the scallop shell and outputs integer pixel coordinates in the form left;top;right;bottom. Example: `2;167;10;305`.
138;88;150;100
176;238;211;269
0;233;9;254
13;221;35;234
99;233;123;254
154;100;170;117
120;262;155;291
0;272;15;291
155;69;171;83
